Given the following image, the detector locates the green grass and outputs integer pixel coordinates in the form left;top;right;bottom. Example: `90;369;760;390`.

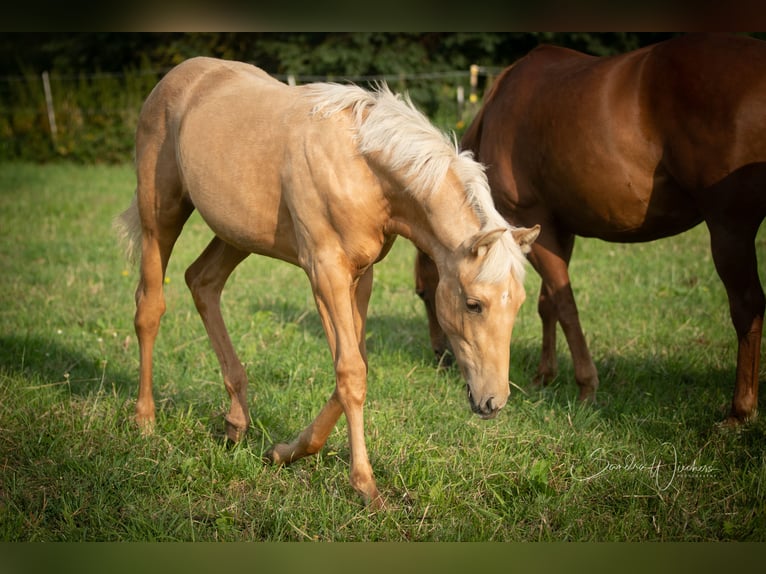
1;162;765;541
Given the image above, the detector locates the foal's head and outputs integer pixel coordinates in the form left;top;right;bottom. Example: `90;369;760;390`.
434;225;539;418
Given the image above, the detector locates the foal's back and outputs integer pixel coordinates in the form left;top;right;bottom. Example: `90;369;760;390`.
135;57;382;264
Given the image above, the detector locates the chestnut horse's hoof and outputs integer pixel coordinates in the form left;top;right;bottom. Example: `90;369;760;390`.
262;447;277;465
532;370;556;389
720;412;757;428
435;350;454;369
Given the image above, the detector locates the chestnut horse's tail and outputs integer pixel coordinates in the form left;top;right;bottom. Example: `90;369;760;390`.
114;194;142;265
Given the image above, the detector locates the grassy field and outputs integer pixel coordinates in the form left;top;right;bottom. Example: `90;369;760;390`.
1;161;765;541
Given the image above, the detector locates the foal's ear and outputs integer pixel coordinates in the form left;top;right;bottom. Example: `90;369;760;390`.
470;227;507;257
512;224;541;254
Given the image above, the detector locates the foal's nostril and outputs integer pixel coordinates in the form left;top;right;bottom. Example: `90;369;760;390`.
467;388;501;419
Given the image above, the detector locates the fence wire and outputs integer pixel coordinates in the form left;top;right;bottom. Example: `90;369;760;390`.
0;65;504;162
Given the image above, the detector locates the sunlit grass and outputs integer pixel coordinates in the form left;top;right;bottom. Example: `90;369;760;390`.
1;162;765;541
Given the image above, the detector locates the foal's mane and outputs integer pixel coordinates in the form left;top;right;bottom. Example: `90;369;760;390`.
303;82;527;284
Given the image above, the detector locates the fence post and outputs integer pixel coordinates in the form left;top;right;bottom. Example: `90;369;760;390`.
456;85;465;120
469;64;479;104
41;71;58;146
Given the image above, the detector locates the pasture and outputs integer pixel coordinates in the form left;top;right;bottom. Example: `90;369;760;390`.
0;162;765;541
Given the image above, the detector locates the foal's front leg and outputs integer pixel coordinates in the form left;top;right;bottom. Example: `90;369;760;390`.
265;265;383;508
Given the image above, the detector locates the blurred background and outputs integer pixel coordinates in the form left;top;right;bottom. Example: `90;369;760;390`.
0;32;699;164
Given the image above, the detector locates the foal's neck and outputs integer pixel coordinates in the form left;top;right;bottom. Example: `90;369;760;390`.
386;171;484;263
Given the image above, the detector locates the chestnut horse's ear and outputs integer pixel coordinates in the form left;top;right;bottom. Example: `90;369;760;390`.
512;224;541;254
470;227;507;257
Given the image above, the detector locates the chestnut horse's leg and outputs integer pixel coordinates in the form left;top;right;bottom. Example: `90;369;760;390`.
184;237;250;441
535;282;559;386
265;264;383;508
414;249;452;365
706;221;765;422
527;226;600;401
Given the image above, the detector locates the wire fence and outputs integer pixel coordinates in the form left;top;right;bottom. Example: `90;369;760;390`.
0;64;504;163
0;65;504;85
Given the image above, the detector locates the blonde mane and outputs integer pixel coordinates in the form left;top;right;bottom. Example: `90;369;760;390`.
303;82;527;284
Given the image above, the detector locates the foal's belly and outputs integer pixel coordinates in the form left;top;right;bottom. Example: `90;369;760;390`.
189;181;302;264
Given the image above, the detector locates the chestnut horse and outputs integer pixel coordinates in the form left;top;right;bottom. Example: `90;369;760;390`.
116;57;539;508
416;34;766;423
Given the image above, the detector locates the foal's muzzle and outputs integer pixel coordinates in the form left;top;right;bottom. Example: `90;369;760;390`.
466;385;503;420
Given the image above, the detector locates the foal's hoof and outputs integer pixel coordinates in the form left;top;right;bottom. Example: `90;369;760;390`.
366;492;387;511
225;420;248;443
262;443;290;465
577;387;598;404
135;415;155;437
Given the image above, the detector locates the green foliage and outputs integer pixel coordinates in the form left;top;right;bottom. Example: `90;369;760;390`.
1;163;765;541
0;33;683;164
0;64;159;163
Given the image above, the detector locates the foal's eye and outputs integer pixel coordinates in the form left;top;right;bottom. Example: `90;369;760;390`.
466;299;483;314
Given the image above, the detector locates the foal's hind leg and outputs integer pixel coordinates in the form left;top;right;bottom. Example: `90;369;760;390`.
185;237;250;441
706;221;765;422
133;194;193;431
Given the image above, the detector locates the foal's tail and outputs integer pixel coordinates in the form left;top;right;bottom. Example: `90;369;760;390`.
114;195;142;265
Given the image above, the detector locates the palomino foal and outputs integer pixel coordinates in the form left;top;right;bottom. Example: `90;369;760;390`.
117;57;538;507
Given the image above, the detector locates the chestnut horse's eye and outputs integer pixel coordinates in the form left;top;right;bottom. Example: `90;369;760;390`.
466;299;483;314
